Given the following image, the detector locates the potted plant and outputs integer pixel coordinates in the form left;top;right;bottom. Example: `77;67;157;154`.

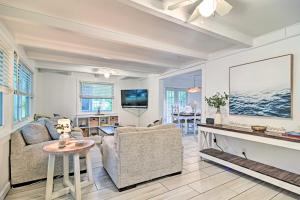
205;92;228;124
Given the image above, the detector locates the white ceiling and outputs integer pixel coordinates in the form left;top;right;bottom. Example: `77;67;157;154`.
163;70;202;88
0;0;299;77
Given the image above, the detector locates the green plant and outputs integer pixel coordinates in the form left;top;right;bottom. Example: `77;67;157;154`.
205;92;229;111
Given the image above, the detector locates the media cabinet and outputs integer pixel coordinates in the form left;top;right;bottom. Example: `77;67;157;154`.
75;114;118;137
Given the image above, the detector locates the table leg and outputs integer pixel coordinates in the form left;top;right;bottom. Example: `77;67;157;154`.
63;154;71;187
193;119;196;135
45;154;55;200
73;153;81;200
86;151;94;184
185;119;188;135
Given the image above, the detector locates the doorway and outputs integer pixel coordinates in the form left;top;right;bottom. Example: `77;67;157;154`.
162;70;202;134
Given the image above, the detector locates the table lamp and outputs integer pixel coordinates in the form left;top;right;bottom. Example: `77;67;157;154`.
56;119;71;148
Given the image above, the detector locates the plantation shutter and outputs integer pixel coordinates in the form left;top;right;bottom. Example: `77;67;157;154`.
14;56;33;97
0;43;12;89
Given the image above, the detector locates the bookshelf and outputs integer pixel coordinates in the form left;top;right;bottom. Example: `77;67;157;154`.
75;114;118;137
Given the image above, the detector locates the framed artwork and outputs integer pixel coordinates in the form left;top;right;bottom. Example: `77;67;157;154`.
229;54;293;118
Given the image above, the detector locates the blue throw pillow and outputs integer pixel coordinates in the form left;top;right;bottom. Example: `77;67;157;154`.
45;120;60;140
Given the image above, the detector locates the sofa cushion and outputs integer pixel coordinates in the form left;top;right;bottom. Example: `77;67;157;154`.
21;123;51;145
114;123;177;147
45;120;60;140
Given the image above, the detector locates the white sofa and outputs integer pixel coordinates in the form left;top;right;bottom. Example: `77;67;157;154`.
100;124;183;190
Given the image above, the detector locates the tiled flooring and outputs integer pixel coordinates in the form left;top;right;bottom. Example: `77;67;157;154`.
5;135;300;200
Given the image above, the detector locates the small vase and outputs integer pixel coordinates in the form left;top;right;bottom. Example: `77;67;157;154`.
215;108;222;125
58;132;70;148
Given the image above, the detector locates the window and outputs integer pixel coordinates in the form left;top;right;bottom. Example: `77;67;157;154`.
0;45;11;126
13;53;33;122
80;82;113;112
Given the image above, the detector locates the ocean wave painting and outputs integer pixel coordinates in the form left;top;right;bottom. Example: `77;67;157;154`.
229;88;291;118
229;54;292;118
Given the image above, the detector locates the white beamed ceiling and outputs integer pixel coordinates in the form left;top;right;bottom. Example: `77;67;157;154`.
0;0;299;77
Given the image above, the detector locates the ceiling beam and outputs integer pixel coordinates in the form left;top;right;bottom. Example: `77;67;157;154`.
0;3;208;60
26;51;166;74
16;35;179;69
36;62;148;78
118;0;253;47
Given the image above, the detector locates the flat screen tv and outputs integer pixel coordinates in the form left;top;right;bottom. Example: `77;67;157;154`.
121;89;148;108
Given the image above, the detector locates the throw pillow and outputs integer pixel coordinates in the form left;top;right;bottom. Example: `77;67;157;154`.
45;120;60;140
21;123;51;145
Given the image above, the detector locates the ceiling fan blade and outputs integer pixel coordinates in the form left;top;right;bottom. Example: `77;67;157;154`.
168;0;199;10
187;2;201;22
216;0;233;16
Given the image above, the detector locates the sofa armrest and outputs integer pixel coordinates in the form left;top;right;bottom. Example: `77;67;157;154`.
11;131;27;156
72;127;83;133
71;128;84;139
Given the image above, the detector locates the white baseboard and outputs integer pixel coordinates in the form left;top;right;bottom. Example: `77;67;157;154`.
0;182;10;200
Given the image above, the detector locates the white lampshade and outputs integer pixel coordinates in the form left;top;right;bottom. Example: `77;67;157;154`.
199;0;217;18
57;119;71;133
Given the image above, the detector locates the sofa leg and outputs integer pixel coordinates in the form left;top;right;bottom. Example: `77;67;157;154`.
118;184;137;192
167;171;182;177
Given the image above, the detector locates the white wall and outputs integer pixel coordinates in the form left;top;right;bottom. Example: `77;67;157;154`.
138;75;162;126
202;34;300;173
35;72;143;126
0;22;36;199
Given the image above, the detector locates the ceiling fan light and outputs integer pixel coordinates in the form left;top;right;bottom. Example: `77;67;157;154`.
199;0;217;18
104;72;110;79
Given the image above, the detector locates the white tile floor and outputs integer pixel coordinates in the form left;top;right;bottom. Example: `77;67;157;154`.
5;135;300;200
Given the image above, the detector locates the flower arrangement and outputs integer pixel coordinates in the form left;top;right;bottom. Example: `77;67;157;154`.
205;92;229;112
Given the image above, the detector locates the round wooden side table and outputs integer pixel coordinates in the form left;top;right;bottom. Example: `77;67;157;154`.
43;139;95;200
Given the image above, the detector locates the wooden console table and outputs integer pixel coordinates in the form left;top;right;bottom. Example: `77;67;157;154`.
198;124;300;194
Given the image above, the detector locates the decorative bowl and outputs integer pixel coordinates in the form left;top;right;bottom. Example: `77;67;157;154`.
251;126;267;133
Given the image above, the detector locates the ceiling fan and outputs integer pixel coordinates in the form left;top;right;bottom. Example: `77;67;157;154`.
167;0;233;22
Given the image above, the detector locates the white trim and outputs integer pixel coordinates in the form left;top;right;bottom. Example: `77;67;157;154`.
200;152;300;195
0;182;10;200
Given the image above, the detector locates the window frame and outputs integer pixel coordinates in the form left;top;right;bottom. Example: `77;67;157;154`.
13;53;33;123
79;81;114;114
0;43;12;127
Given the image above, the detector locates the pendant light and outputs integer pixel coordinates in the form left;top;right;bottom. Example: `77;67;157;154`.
187;75;201;93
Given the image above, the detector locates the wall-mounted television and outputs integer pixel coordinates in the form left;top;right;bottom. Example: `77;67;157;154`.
121;89;148;108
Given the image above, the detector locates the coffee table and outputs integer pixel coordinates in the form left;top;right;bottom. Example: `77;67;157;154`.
43;139;95;200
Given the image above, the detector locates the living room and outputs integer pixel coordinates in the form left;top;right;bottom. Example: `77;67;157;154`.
1;0;300;200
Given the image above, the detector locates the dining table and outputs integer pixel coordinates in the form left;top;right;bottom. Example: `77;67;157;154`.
173;113;201;134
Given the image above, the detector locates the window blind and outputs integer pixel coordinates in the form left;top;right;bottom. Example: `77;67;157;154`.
0;45;11;88
13;53;33;122
80;82;113;99
14;56;33;96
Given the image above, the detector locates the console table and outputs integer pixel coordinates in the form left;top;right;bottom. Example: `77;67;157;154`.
198;124;300;194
